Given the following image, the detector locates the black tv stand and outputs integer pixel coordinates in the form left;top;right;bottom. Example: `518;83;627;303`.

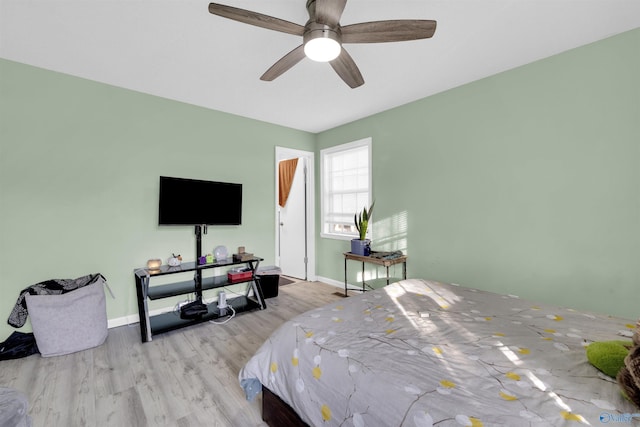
134;225;267;342
134;256;266;342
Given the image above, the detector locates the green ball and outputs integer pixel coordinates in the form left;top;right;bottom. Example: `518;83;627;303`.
586;341;633;378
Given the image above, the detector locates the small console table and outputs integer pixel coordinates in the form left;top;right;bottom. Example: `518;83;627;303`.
134;256;265;342
343;252;408;297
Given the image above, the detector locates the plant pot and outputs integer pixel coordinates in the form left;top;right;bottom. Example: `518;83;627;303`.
351;239;371;256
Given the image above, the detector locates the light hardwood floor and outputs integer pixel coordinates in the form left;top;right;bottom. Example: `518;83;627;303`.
0;281;345;427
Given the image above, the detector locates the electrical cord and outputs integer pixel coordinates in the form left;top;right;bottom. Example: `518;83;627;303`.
209;304;236;325
217;286;245;298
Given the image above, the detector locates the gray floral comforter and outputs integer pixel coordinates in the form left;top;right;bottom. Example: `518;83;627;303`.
239;279;639;426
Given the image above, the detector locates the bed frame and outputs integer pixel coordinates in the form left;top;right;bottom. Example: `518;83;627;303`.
262;386;309;427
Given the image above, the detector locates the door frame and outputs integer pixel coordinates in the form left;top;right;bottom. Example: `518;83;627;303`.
275;146;316;281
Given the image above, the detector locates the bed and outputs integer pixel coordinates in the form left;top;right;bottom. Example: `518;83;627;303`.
239;279;639;426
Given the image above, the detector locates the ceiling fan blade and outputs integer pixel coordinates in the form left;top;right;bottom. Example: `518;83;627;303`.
330;48;364;89
208;3;304;36
342;20;437;43
261;45;306;81
314;0;347;26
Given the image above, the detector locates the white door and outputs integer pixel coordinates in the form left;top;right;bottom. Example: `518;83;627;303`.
275;148;315;281
278;157;307;279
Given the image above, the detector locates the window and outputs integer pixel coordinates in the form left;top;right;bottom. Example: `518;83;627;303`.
321;137;372;240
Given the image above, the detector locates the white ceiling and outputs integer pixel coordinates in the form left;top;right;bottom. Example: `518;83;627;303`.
1;0;639;133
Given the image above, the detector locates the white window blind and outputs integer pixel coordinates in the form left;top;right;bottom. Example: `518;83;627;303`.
321;138;372;239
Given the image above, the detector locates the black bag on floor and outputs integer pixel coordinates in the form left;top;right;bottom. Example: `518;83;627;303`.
0;332;39;360
180;300;208;319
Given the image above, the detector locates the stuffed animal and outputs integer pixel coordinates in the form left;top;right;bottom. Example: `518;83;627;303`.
617;319;640;408
587;341;633;378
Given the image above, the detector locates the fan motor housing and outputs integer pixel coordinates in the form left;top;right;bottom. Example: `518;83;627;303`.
303;21;342;46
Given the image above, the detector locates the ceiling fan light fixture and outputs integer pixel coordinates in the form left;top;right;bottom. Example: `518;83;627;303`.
304;37;340;62
303;26;341;62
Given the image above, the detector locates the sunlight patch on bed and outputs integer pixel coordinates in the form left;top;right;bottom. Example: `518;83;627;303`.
409;280;464;309
497;344;523;366
524;371;547;391
383;280;490;367
382;285;421;329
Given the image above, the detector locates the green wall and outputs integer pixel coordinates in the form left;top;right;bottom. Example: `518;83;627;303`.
316;28;640;320
0;59;314;340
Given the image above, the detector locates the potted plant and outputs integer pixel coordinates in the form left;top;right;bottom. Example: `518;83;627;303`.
351;202;375;256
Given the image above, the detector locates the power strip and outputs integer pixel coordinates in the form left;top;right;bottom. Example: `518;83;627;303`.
218;290;228;316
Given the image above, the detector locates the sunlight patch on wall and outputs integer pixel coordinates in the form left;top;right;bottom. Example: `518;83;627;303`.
374;210;408;253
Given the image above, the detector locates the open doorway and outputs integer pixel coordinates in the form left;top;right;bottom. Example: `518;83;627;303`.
275;147;315;281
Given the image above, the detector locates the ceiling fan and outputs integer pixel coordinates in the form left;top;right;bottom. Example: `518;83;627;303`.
208;0;437;88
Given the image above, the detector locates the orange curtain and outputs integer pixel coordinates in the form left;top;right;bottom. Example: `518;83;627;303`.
278;158;299;207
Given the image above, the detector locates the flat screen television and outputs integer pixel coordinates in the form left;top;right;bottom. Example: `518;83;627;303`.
158;176;242;225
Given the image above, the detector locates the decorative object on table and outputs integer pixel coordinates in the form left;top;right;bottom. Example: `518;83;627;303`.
198;254;214;265
370;250;404;260
233;245;254;261
233;251;255;262
351;201;375;256
228;267;253;283
146;259;162;270
214;245;228;261
167;253;182;267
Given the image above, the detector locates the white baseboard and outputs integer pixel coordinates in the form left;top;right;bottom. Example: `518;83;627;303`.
108;314;138;329
316;275;348;289
107;305;188;329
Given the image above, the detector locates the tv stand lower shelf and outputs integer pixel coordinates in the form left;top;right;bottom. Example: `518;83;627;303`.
134;257;266;342
148;295;260;335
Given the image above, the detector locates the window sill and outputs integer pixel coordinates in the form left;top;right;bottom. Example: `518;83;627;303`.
320;232;356;241
321;232;373;241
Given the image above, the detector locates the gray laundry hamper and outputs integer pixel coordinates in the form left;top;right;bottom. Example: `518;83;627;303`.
25;277;108;357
